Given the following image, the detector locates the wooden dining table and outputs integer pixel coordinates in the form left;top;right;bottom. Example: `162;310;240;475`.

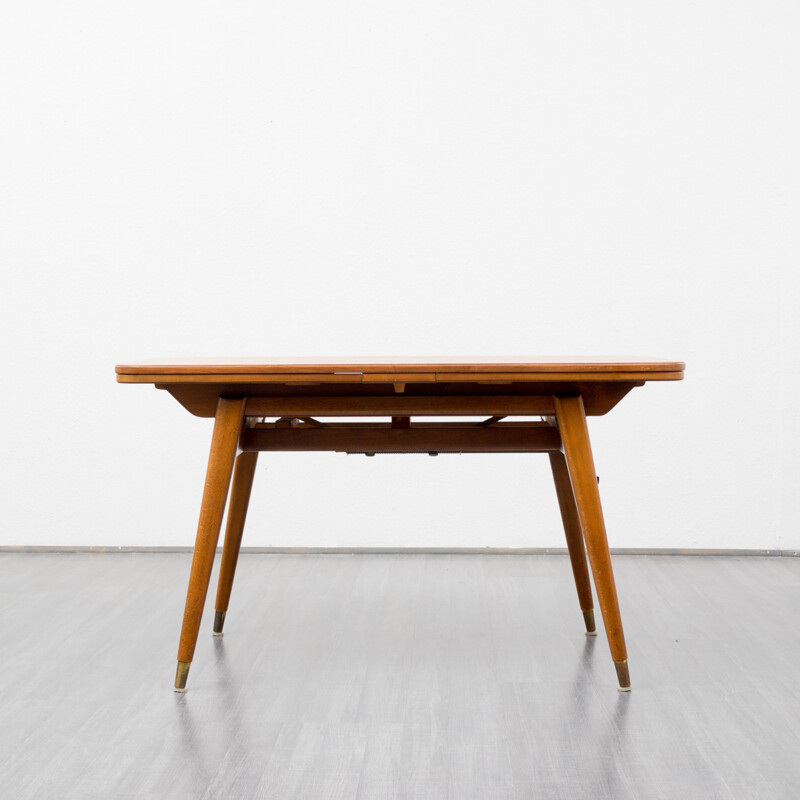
115;357;684;692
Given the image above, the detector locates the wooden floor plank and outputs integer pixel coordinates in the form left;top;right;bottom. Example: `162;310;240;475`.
0;553;799;799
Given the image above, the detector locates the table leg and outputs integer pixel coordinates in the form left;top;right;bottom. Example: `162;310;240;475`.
175;396;245;692
548;451;596;635
213;451;259;636
553;394;631;691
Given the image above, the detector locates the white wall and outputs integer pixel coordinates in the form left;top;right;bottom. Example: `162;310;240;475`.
1;2;798;550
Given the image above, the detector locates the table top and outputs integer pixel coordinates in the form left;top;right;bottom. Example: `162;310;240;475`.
116;357;683;417
116;357;684;382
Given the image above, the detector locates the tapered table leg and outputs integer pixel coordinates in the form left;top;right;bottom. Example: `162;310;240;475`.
553;394;631;691
213;451;259;636
548;451;596;635
174;396;245;692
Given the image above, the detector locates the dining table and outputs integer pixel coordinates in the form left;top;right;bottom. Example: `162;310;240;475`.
115;356;684;692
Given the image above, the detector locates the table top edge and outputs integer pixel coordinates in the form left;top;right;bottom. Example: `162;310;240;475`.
116;357;685;378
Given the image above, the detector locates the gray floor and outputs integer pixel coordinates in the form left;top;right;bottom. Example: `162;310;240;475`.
1;553;799;799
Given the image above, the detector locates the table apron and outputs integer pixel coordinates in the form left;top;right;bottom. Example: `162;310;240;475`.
242;395;557;417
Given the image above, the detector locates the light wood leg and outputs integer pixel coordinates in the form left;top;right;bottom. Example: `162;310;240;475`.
213;451;259;636
548;451;596;635
553;394;630;691
175;396;245;691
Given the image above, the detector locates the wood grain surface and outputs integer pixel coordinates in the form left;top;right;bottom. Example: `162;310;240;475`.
116;356;685;385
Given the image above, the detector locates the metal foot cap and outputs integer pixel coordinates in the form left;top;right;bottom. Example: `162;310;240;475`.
614;659;631;691
582;608;596;635
213;610;226;635
175;660;191;692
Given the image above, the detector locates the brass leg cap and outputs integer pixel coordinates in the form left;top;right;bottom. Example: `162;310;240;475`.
615;660;631;692
582;608;597;636
174;660;191;692
213;610;226;636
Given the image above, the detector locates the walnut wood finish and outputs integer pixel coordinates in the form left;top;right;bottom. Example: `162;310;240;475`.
553;394;630;690
174;396;245;691
213;451;259;636
116;358;683;692
548;451;595;634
